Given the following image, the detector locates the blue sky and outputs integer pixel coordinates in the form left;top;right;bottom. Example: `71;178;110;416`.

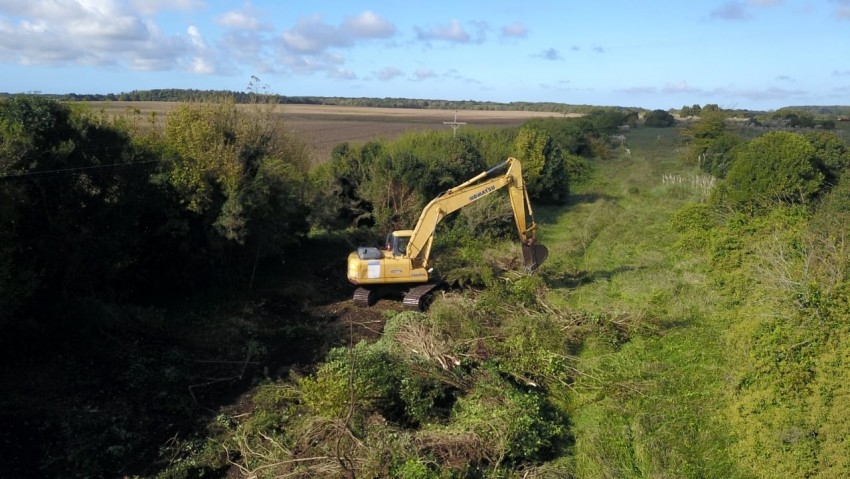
1;0;848;111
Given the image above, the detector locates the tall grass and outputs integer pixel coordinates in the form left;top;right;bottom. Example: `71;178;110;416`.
541;126;745;477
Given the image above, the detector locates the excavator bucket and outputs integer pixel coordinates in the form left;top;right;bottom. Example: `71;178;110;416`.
522;242;549;273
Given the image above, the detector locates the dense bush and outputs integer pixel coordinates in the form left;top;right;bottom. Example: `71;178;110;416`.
0;96;311;324
513;126;572;203
681;111;742;177
0;96;165;318
643;109;675;127
804;130;850;185
714;131;824;213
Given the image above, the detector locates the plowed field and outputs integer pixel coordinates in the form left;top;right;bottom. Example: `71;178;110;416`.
90;101;569;164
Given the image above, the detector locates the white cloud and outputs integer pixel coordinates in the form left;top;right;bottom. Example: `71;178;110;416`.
187;25;206;49
217;11;262;31
130;0;202;16
329;67;356;80
0;0;193;71
342;10;395;38
280;11;396;55
534;48;562;61
191;56;214;74
501;21;527;38
376;67;403;81
663;81;699;93
413;68;437;80
710;1;754;20
415;19;471;43
277;11;397;77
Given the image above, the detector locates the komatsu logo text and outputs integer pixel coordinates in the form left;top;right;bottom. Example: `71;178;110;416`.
469;185;496;201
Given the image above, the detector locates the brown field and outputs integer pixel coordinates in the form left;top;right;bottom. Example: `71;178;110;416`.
85;101;568;164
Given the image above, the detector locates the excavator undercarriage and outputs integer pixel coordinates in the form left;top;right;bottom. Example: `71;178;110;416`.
352;282;443;311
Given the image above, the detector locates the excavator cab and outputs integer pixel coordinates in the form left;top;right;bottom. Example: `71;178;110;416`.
385;230;412;257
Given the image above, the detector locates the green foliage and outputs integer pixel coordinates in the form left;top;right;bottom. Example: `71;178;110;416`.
442;369;566;465
300;337;449;427
310;139;384;229
513;126;571;203
803;130;850;185
680;104;702;117
680;111;742;177
714;131;824;213
782;110;816;128
12;93;850;479
669;203;719;249
522;117;595;157
643;109;675;127
0;96;174;313
392;459;440;479
360;150;428;232
157;97;312;289
710;204;850;478
391;131;488;198
163;97;310;240
563;152;592;184
312;132;497;233
585;109;634;132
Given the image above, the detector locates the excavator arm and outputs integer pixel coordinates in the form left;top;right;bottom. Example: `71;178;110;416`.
406;157;547;270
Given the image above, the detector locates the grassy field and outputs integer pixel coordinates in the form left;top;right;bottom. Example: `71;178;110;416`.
539;127;741;477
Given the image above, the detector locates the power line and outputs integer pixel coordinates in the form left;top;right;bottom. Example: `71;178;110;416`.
0;159;161;182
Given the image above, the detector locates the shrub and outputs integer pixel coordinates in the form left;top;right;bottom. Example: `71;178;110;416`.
442;369;566;465
803;131;850;185
513;126;571;203
714;131;824;213
643;109;675;127
681;111;742;177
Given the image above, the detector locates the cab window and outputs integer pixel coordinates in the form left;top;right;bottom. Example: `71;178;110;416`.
396;235;409;255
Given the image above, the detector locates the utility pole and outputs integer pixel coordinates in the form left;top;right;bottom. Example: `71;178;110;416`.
443;111;467;137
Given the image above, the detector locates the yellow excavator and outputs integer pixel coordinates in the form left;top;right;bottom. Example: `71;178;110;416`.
346;157;549;310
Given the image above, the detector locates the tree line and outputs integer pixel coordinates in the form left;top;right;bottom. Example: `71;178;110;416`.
0;89;640;114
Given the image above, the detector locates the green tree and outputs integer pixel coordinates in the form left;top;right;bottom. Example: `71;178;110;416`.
522;117;593;157
700;104;721;116
361;150;427;232
715;131;824;213
390;131;487;199
162;97;311;281
310;140;385;230
513;126;570;203
681;111;742;177
0;96;169;319
644;109;675;127
803;131;849;186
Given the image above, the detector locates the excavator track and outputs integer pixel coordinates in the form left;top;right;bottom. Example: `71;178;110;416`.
402;282;442;311
352;287;380;307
